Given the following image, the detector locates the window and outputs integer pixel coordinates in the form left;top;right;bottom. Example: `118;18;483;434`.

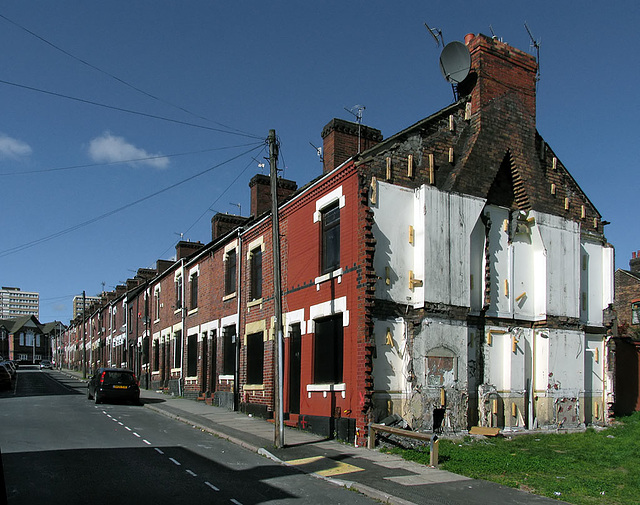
128;306;133;333
313;315;343;384
142;336;149;365
187;333;198;377
190;273;198;310
154;289;160;320
153;340;159;371
174;330;182;369
175;275;183;310
225;249;237;296
246;332;264;384
632;302;640;325
321;202;340;274
222;326;236;375
250;248;262;301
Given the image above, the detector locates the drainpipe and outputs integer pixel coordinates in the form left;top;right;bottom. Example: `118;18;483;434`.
234;228;243;411
179;258;186;397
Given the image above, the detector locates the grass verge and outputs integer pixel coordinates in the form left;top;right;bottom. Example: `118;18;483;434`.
381;412;640;504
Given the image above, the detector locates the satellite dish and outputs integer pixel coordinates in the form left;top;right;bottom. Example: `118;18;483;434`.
439;41;471;84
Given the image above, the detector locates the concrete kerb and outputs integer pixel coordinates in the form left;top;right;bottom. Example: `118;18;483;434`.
143;402;262;454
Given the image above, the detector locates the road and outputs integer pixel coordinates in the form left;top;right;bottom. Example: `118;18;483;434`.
0;367;376;504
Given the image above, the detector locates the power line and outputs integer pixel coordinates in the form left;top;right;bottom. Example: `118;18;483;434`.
154;147;265;261
0;12;258;140
0;143;265;258
0;142;262;176
0;78;263;140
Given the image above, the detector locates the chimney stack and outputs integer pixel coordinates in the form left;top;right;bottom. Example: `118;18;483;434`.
175;240;204;260
464;33;538;125
321;118;382;174
631;251;640;273
249;174;297;218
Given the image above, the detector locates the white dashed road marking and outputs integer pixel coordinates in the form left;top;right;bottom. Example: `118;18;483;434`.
100;409;245;504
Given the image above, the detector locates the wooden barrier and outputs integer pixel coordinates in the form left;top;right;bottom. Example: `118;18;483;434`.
368;423;439;467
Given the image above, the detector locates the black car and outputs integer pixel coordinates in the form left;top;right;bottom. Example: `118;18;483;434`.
0;363;12;390
87;368;141;405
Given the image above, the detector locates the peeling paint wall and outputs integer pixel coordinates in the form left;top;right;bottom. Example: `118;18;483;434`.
370;182;612;431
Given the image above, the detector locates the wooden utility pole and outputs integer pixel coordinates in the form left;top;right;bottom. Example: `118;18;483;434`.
82;290;86;379
269;129;285;448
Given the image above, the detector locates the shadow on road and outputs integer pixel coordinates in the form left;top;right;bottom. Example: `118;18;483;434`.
3;446;299;505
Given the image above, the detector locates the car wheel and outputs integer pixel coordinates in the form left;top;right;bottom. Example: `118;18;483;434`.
87;388;93;400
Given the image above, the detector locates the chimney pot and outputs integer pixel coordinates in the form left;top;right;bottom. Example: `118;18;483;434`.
634;251;637;259
465;33;475;45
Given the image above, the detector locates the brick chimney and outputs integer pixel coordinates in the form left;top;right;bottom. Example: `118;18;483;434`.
630;251;640;273
321;118;382;174
211;213;249;241
464;33;538;126
175;240;204;260
249;174;297;218
156;259;174;276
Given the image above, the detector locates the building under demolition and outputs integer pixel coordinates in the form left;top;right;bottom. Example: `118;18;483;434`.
63;33;613;443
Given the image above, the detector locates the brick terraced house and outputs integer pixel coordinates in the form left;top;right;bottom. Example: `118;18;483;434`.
63;33;615;443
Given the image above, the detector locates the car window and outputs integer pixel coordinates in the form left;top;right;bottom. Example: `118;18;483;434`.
103;372;135;385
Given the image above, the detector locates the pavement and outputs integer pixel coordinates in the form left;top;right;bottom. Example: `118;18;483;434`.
62;369;566;505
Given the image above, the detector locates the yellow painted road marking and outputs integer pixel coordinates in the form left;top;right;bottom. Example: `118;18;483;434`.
285;456;324;466
316;461;365;477
286;456;365;477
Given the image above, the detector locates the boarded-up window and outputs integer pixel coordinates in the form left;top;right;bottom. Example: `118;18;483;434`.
187;333;198;377
426;347;457;387
246;332;264;385
314;315;343;384
222;326;236;375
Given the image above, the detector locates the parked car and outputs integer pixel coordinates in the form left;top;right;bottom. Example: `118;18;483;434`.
0;363;13;389
87;368;140;405
0;366;11;390
39;359;52;369
1;361;16;379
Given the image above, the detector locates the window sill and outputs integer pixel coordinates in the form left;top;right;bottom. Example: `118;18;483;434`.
247;298;263;309
219;374;234;383
243;384;264;391
188;308;198;316
307;382;346;398
222;292;236;302
314;268;343;287
174;308;182;315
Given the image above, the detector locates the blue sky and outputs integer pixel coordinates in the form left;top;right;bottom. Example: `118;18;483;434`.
1;1;638;323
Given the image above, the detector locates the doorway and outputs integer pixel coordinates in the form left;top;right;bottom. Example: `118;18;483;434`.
288;323;301;414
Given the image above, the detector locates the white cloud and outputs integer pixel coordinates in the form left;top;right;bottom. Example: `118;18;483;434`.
0;133;32;159
88;132;169;169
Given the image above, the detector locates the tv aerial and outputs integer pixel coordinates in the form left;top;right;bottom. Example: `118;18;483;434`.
424;22;444;47
524;22;541;83
309;142;323;162
344;104;366;124
344;104;366;153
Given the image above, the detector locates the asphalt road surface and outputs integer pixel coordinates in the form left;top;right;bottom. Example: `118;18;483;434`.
0;367;376;504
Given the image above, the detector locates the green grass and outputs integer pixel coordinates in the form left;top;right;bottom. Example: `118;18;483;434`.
381;412;640;504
